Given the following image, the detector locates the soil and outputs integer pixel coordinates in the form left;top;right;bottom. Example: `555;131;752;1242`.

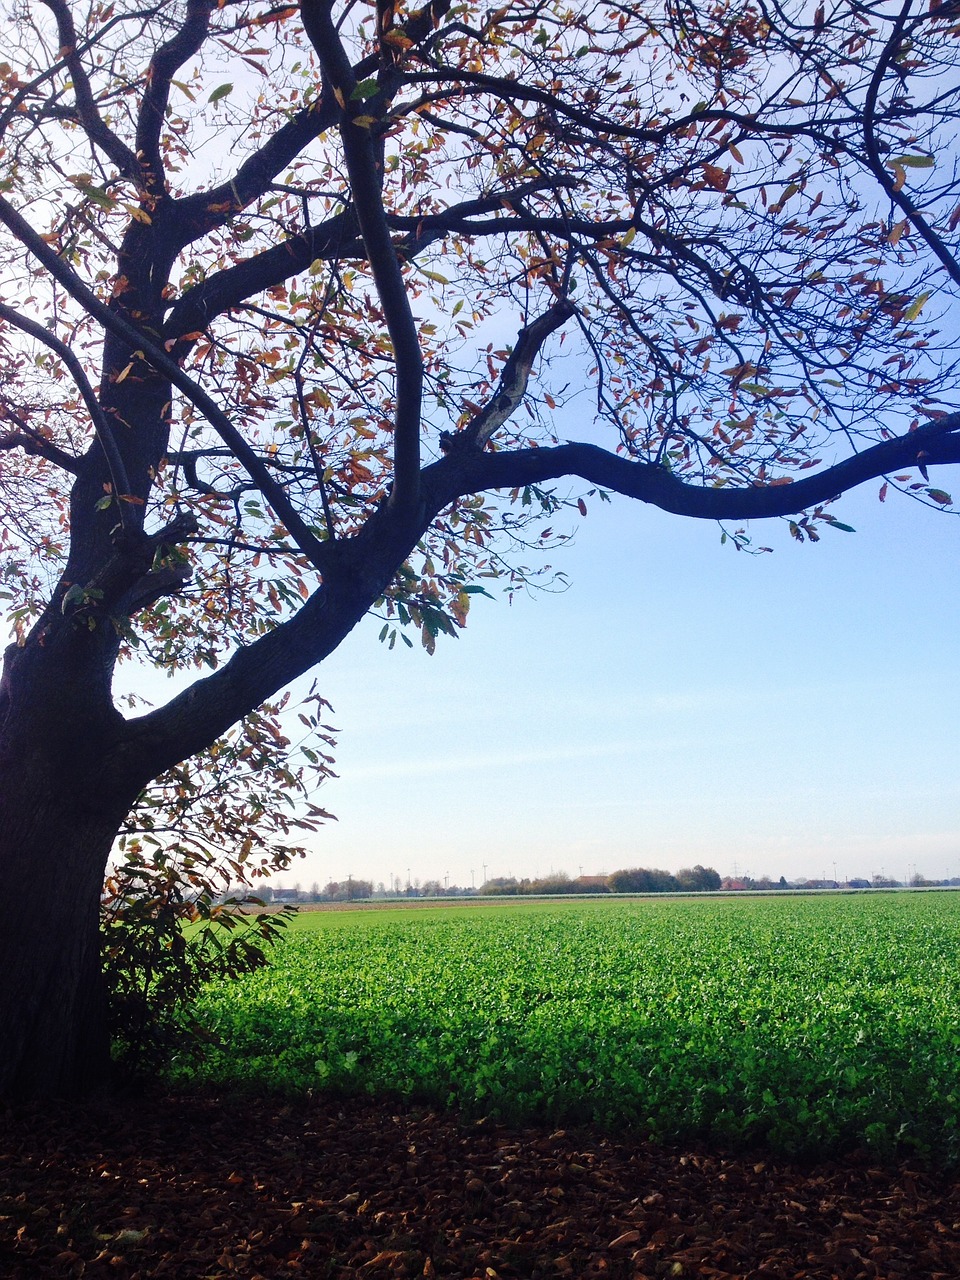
2;1091;958;1278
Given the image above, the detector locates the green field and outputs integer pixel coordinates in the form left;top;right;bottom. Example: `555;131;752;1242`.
174;893;960;1164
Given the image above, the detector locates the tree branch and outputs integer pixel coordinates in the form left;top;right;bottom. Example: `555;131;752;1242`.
388;211;633;243
441;299;576;452
163;179;576;340
67;512;200;623
109;409;960;794
423;417;960;522
163;210;360;341
860;4;960;287
135;0;214;198
301;0;423;518
171;97;343;247
39;0;143;183
0;413;81;474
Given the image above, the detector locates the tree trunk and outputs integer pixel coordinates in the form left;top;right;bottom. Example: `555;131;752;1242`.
0;771;122;1097
0;639;133;1098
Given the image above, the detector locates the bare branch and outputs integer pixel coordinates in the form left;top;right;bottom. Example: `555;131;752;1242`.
441;300;576;452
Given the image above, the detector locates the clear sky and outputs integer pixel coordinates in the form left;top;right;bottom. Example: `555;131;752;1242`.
277;477;960;891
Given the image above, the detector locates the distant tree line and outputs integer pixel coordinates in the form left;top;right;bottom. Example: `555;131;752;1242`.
480;865;722;896
244;867;960;905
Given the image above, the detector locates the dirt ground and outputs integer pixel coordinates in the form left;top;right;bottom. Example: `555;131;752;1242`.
2;1091;959;1278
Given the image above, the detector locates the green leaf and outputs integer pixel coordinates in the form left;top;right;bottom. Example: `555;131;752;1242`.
60;583;85;613
890;154;934;168
927;488;952;505
208;82;233;104
350;78;380;100
825;520;856;533
71;176;117;210
904;291;931;322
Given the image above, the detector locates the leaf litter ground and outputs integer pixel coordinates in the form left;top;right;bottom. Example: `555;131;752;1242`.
2;1090;959;1279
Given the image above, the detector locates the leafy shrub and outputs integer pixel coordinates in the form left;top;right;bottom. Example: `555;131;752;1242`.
101;696;335;1077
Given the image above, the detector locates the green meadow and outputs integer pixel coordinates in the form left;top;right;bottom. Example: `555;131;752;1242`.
175;893;960;1164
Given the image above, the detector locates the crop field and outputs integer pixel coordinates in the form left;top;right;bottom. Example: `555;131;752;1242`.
176;892;960;1164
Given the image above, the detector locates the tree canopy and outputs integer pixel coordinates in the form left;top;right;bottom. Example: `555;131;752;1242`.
0;0;958;1096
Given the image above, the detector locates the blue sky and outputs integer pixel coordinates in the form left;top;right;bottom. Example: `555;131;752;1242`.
288;478;960;891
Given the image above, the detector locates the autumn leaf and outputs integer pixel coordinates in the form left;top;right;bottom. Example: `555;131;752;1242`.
701;163;730;191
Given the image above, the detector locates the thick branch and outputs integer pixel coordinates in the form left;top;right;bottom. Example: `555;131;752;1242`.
301;0;423;518
388;211;633;242
442;299;576;452
70;513;199;623
0;414;80;474
107;409;960;795
172;97;342;247
136;0;214;197
163;211;360;340
164;179;576;339
423;417;960;522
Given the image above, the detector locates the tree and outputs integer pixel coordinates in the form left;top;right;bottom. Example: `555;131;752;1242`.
608;866;681;893
321;878;372;899
675;865;722;892
0;0;957;1097
480;877;522;896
